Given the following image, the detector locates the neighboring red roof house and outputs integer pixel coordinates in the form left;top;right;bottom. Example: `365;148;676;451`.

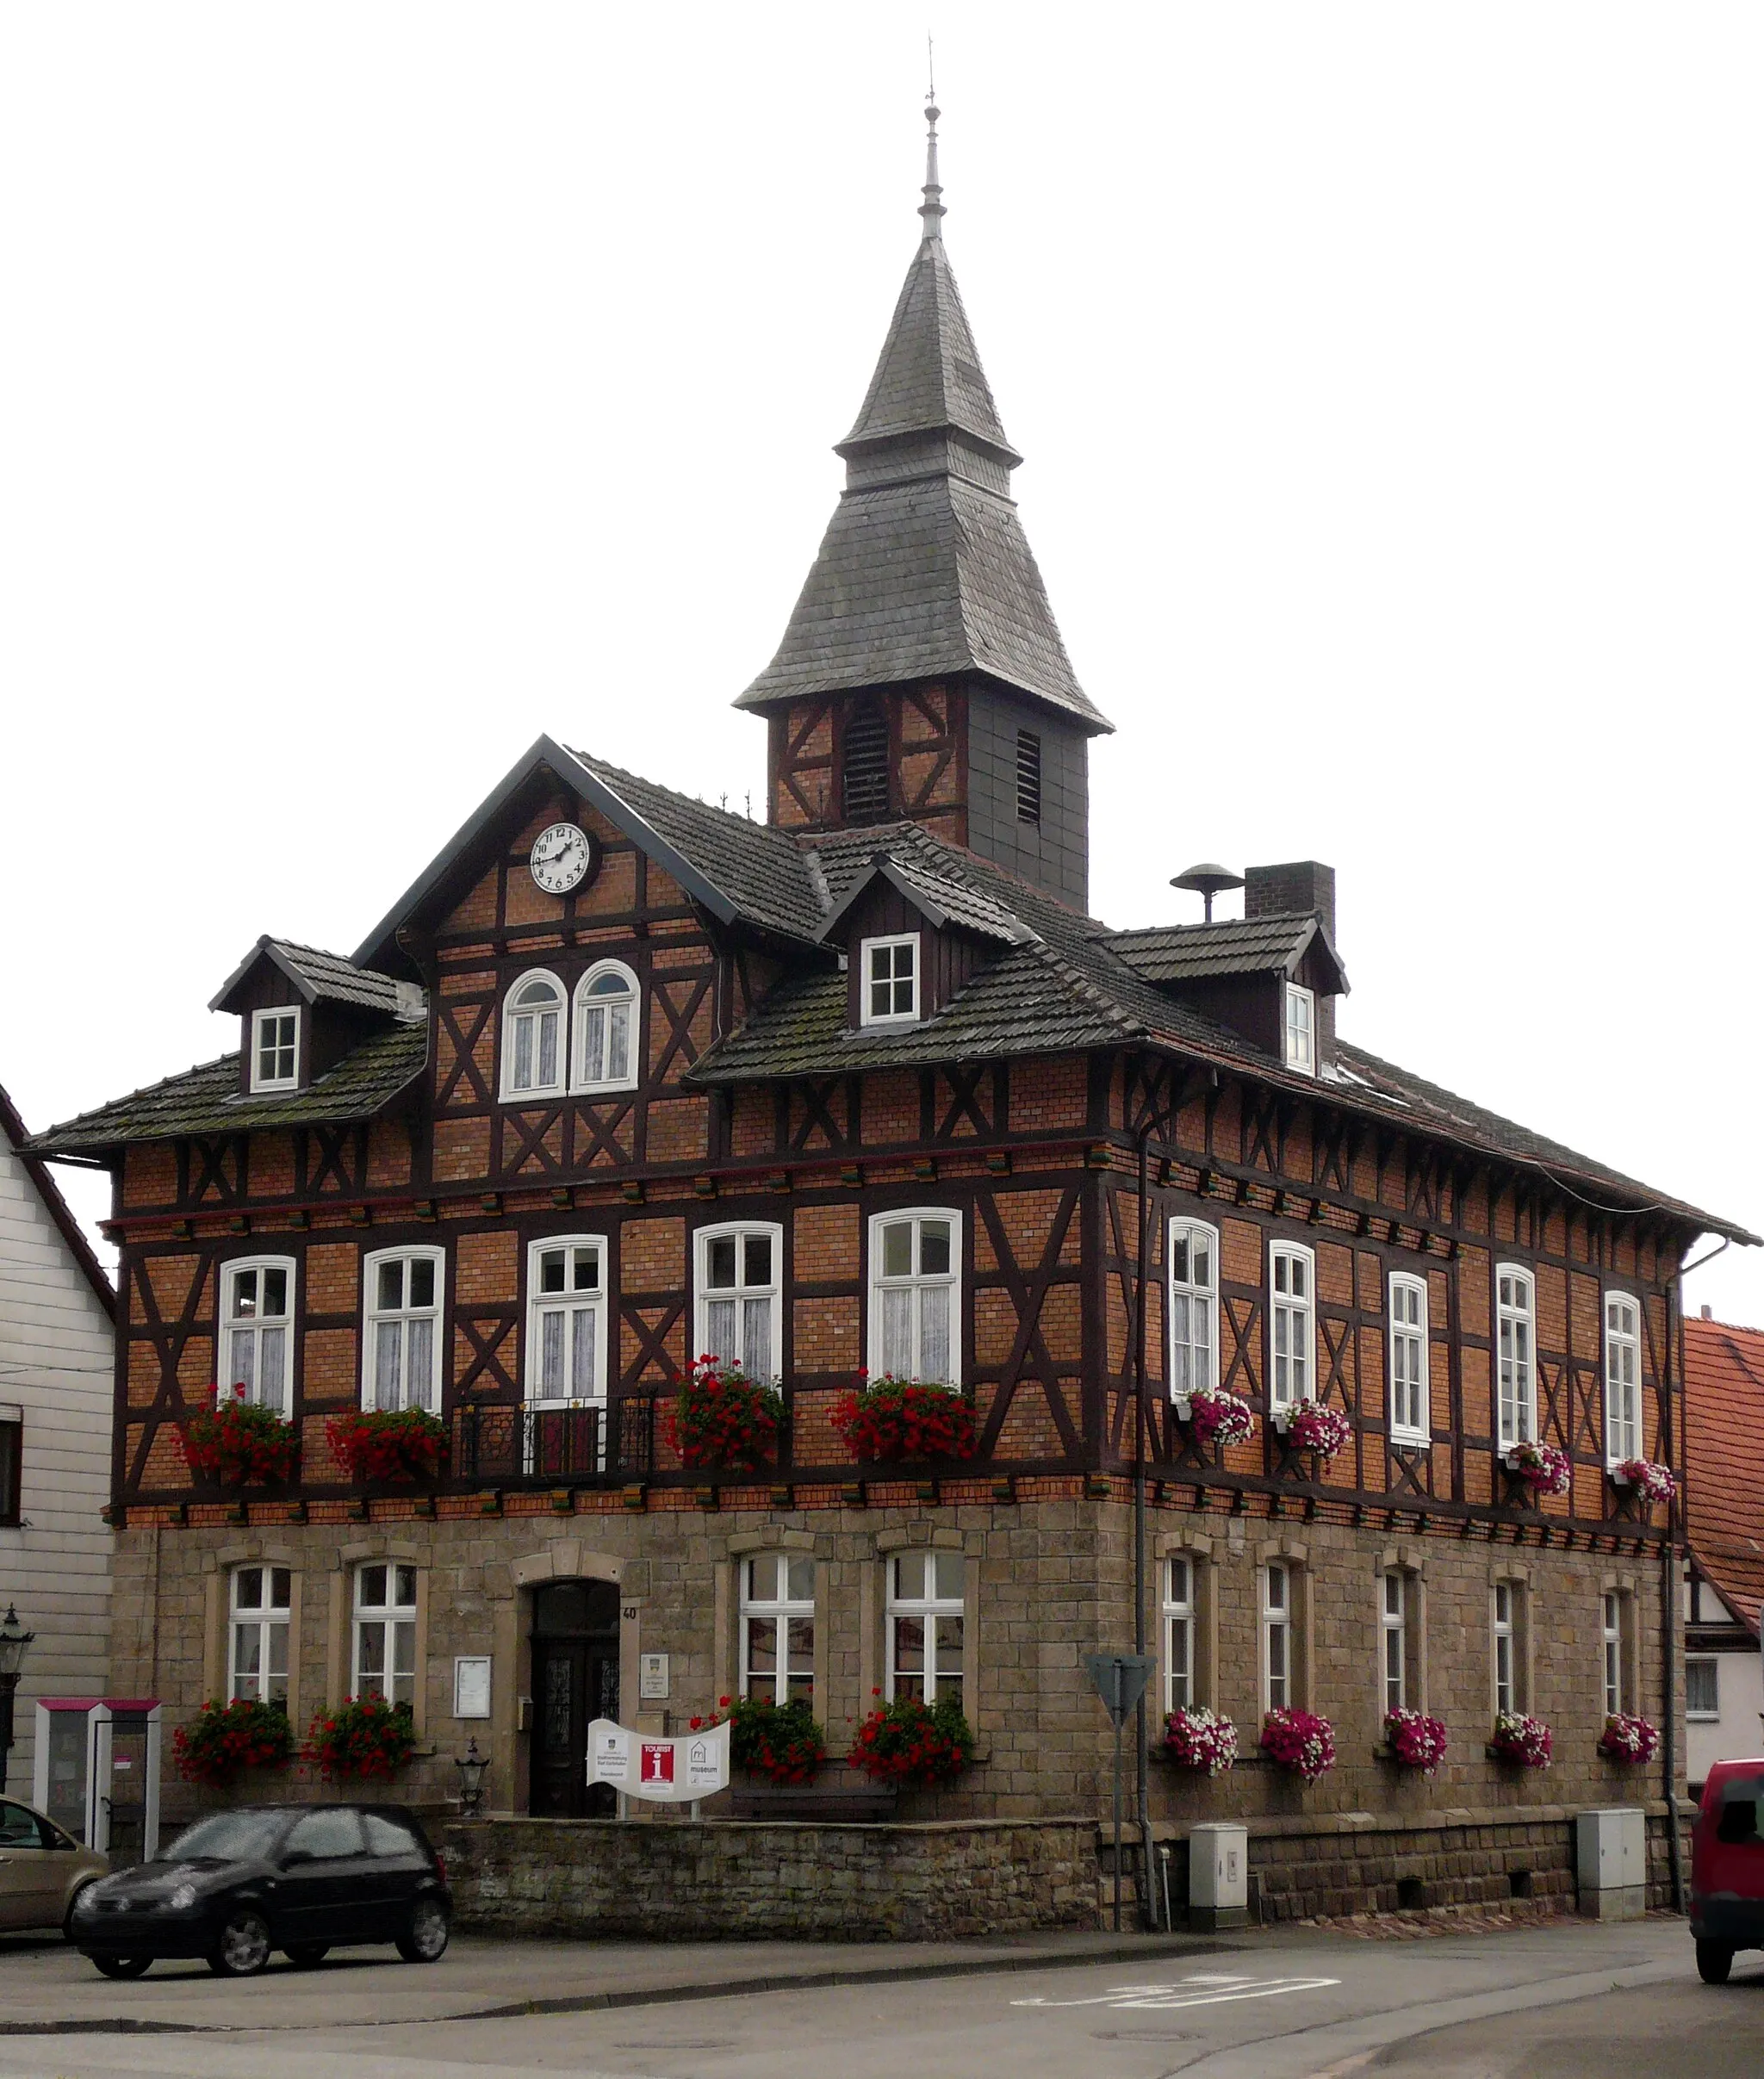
1685;1313;1764;1637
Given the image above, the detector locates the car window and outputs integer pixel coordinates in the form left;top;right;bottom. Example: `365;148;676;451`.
0;1802;41;1848
162;1812;288;1863
362;1812;420;1859
1717;1797;1761;1846
283;1809;367;1862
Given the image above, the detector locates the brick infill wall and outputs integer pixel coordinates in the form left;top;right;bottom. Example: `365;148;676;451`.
437;1816;1098;1939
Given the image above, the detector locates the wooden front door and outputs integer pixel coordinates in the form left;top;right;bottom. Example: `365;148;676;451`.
530;1580;620;1818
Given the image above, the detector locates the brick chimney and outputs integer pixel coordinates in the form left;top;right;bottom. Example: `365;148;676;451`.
1245;860;1339;1066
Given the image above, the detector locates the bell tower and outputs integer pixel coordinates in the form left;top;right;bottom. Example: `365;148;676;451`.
735;101;1111;911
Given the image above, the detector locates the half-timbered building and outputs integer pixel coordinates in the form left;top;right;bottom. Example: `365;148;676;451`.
32;108;1755;1919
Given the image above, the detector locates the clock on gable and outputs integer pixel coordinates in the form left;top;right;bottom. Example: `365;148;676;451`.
530;821;599;896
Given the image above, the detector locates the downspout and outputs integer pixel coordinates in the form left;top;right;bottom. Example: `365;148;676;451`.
1662;1274;1686;1915
1135;1127;1156;1924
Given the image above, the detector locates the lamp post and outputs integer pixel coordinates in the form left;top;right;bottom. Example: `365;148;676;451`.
0;1604;34;1797
453;1735;488;1817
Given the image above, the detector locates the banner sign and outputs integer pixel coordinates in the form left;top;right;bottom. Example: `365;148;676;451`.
587;1716;730;1803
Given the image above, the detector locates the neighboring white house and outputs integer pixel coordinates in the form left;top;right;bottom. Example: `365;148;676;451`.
0;1084;115;1797
1685;1310;1764;1790
1685;1561;1761;1790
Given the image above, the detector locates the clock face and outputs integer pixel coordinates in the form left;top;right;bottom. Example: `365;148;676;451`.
530;821;597;895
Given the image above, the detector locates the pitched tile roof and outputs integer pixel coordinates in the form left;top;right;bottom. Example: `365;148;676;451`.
208;937;426;1019
0;1082;115;1313
818;848;1034;946
26;1021;428;1156
1107;914;1348;991
1685;1315;1764;1635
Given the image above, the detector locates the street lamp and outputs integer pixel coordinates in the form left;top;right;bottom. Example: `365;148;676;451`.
0;1604;34;1797
453;1735;488;1818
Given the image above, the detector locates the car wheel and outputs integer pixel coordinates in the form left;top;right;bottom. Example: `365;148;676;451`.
1696;1939;1736;1985
394;1895;450;1964
285;1944;329;1969
208;1908;273;1977
90;1954;152;1979
63;1881;97;1942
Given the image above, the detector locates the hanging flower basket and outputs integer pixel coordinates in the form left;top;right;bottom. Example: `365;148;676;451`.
1274;1401;1352;1460
848;1688;975;1788
662;1357;784;1472
693;1695;826;1785
172;1697;294;1787
1597;1712;1661;1765
326;1407;450;1484
306;1696;417;1780
1502;1442;1570;1497
1612;1458;1675;1505
179;1385;299;1486
1488;1710;1553;1768
1163;1706;1239;1777
1382;1708;1449;1775
830;1375;977;1463
1259;1707;1336;1782
1174;1386;1255;1449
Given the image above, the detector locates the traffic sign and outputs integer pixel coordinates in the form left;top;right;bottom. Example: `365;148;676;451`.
1085;1652;1156;1728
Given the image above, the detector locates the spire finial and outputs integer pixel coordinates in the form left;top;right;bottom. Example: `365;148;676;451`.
919;49;944;240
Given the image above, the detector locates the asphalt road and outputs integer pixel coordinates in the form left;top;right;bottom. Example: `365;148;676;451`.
0;1918;1753;2079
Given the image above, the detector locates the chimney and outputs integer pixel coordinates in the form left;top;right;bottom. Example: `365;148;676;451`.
1244;860;1336;943
1701;1304;1714;1320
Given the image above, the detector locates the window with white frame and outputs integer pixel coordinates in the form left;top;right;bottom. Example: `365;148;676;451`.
362;1249;443;1412
220;1258;295;1413
1382;1570;1408;1713
1264;1561;1293;1710
885;1550;964;1704
228;1566;291;1704
1602;1590;1626;1716
696;1224;783;1379
860;934;920;1026
870;1210;960;1383
1493;1580;1519;1717
1388;1274;1429;1443
740;1553;814;1707
1686;1656;1719;1721
1604;1293;1641;1466
527;1237;607;1403
1169;1221;1218;1400
1495;1266;1536;1449
1165;1555;1196;1712
251;1007;301;1092
501;969;566;1098
1283;984;1316;1074
1269;1243;1314;1409
573;962;639;1092
354;1562;418;1706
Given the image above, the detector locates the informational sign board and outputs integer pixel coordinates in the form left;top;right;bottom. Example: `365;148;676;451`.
587;1716;730;1803
453;1656;492;1719
639;1652;670;1700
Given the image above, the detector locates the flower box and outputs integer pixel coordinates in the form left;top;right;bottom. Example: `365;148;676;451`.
830;1375;977;1463
1174;1387;1256;1449
180;1386;299;1487
326;1406;450;1485
662;1358;784;1473
172;1697;294;1787
695;1694;826;1785
1612;1459;1675;1505
305;1696;416;1780
848;1688;975;1788
1501;1443;1570;1497
1488;1710;1553;1768
1597;1712;1660;1764
1272;1401;1352;1460
1259;1707;1336;1782
1382;1708;1449;1775
1163;1706;1239;1777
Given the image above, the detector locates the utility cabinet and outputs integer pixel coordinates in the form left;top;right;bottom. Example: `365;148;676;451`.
1189;1822;1250;1930
1575;1807;1646;1921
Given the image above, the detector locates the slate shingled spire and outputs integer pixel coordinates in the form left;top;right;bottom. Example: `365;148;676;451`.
736;102;1111;734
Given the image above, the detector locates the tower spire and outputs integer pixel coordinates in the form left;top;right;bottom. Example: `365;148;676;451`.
919;80;944;240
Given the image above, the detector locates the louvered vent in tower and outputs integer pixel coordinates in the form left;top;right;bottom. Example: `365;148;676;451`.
1016;728;1042;824
842;704;891;823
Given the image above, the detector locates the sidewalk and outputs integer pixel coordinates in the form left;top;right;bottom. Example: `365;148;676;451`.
0;1925;1245;2034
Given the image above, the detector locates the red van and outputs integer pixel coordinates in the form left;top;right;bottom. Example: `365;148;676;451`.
1691;1759;1764;1983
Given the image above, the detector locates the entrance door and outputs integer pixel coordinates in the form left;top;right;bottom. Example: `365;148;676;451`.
530;1581;620;1817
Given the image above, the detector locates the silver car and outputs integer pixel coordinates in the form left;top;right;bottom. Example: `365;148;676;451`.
0;1795;108;1934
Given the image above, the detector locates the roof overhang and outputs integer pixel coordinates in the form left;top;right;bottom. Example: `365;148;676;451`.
815;852;1036;947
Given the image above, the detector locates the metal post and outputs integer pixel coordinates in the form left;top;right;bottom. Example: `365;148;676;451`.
1112;1685;1123;1933
1134;1130;1153;1923
0;1673;16;1796
1662;1276;1686;1914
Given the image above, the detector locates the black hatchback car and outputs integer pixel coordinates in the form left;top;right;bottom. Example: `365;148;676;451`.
71;1804;450;1977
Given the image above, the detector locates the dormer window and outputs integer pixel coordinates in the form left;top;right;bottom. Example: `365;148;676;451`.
861;935;920;1027
1283;984;1315;1075
573;961;639;1092
251;1008;300;1093
502;970;565;1098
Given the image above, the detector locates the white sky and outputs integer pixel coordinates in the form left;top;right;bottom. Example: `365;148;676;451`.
3;4;1760;1324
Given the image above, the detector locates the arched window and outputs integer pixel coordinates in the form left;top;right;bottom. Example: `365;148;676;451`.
842;701;890;823
573;962;639;1093
501;970;566;1099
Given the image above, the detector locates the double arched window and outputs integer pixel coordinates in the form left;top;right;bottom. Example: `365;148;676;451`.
500;962;642;1101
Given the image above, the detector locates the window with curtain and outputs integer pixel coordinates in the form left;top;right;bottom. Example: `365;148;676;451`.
502;970;566;1097
1169;1222;1218;1399
1283;984;1315;1074
1382;1571;1407;1713
1165;1555;1196;1712
574;963;638;1091
870;1210;960;1383
1493;1580;1519;1717
1604;1294;1641;1465
527;1238;606;1403
1496;1267;1536;1449
229;1566;291;1704
221;1258;295;1413
696;1225;783;1379
740;1554;814;1707
1388;1274;1429;1441
363;1250;442;1412
1264;1561;1293;1710
354;1563;418;1705
1269;1244;1314;1409
885;1551;964;1704
1603;1591;1626;1716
